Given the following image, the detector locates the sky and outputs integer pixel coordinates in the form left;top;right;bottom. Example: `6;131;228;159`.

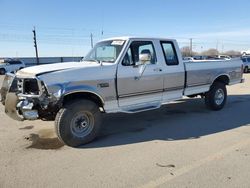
1;0;250;57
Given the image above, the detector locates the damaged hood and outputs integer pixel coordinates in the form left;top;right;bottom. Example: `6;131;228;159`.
16;61;99;77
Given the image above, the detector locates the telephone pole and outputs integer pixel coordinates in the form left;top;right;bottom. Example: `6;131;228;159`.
90;33;93;48
190;38;193;57
32;27;39;65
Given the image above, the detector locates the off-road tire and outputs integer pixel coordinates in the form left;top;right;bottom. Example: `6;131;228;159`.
205;82;227;111
55;100;102;147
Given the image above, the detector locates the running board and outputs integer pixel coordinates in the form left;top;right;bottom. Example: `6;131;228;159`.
121;105;161;113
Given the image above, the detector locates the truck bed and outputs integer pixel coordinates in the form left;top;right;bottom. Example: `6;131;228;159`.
184;59;242;96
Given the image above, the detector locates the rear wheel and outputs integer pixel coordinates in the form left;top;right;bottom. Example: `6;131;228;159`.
55;100;102;147
205;82;227;111
0;68;6;75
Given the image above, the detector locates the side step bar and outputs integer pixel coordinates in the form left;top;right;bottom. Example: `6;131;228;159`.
121;105;161;114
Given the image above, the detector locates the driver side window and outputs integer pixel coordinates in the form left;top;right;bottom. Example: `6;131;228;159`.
122;41;156;66
122;48;133;66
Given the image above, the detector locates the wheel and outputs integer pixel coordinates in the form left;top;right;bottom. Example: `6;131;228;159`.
205;82;227;111
55;100;102;147
244;66;248;73
0;68;6;75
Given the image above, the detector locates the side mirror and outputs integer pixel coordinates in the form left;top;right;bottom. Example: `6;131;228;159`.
139;53;151;64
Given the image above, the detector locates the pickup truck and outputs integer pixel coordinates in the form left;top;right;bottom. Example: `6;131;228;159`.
0;37;244;147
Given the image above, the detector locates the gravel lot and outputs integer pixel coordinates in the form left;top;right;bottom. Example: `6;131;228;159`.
0;74;250;188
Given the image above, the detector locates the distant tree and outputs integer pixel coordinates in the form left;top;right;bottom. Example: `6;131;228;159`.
201;48;219;56
224;50;241;57
180;46;191;57
181;46;198;57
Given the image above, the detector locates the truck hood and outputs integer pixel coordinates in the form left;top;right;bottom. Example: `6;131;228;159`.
16;61;99;77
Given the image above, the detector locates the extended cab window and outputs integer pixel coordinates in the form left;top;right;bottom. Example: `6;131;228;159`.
122;41;157;66
161;41;179;66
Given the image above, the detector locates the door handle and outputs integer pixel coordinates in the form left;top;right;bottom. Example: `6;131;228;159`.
153;68;162;72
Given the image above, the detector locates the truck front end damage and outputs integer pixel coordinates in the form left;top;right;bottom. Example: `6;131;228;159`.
0;73;59;121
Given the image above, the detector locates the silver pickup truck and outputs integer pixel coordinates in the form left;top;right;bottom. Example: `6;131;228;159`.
0;37;244;147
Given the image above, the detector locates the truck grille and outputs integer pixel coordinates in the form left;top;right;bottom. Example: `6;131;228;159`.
23;79;39;95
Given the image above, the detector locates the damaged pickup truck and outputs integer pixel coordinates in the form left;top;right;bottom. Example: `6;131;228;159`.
0;37;244;147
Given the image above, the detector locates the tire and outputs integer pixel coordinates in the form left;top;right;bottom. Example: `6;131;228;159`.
205;82;227;111
0;68;6;75
55;99;102;147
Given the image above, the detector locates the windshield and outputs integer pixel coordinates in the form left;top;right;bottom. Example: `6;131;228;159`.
83;40;125;63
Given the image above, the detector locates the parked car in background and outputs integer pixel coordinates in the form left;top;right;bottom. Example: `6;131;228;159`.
241;56;250;73
183;57;194;62
0;59;26;75
241;50;250;56
193;56;208;60
217;55;231;60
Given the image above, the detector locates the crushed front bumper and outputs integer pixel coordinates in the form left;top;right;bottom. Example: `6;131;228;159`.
1;73;38;121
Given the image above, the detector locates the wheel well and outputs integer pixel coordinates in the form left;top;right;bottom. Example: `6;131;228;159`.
213;75;230;85
62;92;104;107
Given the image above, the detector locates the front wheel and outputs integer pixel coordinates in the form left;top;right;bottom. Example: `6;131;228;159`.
55;100;102;147
205;82;227;111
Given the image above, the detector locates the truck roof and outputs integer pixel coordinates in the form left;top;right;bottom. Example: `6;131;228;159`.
100;36;176;42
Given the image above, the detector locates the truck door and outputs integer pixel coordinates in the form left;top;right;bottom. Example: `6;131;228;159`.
160;41;185;102
117;40;164;109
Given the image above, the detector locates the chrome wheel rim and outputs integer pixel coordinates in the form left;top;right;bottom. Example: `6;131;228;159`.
215;88;225;105
70;111;94;138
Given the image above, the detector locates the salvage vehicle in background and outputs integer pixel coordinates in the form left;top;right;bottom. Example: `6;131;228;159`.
0;37;244;147
241;56;250;73
241;50;250;56
0;59;25;75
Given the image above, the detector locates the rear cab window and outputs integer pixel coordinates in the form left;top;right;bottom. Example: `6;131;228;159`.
160;41;179;66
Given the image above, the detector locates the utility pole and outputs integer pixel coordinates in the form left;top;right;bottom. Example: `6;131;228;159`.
216;39;219;55
32;27;39;65
221;41;224;54
90;33;93;48
190;38;193;57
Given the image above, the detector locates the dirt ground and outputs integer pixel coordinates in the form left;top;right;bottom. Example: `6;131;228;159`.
0;74;250;188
